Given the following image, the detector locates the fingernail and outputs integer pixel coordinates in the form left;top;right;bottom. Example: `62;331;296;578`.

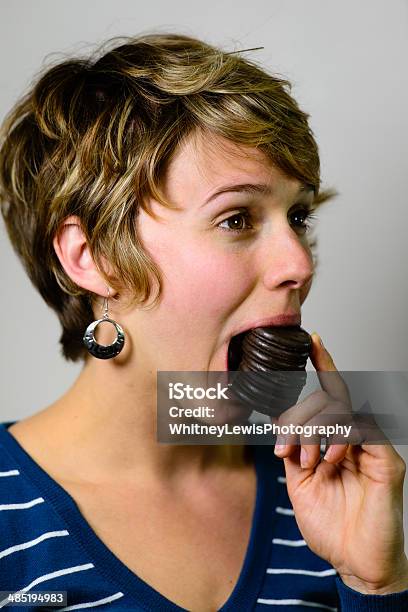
300;447;309;468
311;332;322;347
323;446;334;461
319;335;325;348
274;438;286;455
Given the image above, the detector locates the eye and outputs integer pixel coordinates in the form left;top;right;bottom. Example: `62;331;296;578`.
289;207;317;234
217;210;254;233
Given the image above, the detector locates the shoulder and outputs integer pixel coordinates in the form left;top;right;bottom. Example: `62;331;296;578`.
0;420;46;514
0;421;69;590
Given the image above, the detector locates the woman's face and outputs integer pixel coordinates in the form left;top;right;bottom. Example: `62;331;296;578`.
127;131;315;373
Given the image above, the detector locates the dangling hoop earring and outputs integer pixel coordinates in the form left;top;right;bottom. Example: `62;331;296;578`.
83;287;125;359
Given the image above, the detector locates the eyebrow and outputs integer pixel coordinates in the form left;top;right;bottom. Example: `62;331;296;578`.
201;182;314;206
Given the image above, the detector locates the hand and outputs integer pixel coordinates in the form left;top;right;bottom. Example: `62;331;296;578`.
273;332;408;594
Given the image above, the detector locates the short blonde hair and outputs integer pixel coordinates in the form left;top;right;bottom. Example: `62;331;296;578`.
0;32;335;362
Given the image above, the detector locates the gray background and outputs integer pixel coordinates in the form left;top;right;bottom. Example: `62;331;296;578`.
1;0;407;551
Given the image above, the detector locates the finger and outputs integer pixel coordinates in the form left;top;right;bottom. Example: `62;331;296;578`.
274;390;329;457
297;407;347;468
274;432;300;457
276;410;352;462
295;421;321;468
310;332;337;371
310;332;351;405
346;411;386;445
360;438;402;459
299;400;356;467
323;443;349;463
360;443;406;483
282;446;303;483
297;405;351;468
278;389;332;426
274;392;346;458
299;442;322;469
301;400;354;445
341;438;406;485
282;446;317;487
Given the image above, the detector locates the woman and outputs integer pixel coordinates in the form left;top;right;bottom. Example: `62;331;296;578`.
0;33;407;611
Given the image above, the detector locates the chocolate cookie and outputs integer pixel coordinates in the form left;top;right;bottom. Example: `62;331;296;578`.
229;326;312;417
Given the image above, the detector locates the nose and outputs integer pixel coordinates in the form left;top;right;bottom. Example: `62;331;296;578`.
261;228;314;291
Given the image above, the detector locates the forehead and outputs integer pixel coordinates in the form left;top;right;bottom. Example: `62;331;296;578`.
161;129;302;206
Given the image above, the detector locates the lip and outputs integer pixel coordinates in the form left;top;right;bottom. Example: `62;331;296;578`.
224;312;301;370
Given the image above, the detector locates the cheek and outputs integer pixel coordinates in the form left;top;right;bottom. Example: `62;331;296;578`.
156;240;254;319
137;209;255;329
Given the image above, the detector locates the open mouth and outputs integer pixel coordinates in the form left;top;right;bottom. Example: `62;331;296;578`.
227;332;246;371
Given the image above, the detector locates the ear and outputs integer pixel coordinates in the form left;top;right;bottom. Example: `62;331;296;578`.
52;215;113;297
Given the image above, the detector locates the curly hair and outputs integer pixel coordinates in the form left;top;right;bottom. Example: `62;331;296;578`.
0;32;335;362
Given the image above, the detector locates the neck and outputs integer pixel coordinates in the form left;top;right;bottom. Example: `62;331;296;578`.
37;356;250;486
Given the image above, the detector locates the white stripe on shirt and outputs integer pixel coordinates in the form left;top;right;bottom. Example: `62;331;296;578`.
0;530;69;559
0;469;20;477
277;476;286;484
267;568;337;577
58;592;125;610
257;598;337;611
272;538;306;547
0;497;44;511
0;564;95;608
275;506;294;516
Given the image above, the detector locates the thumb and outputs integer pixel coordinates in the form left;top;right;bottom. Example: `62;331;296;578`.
310;332;337;372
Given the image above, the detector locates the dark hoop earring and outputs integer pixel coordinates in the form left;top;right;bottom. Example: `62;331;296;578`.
83;288;125;359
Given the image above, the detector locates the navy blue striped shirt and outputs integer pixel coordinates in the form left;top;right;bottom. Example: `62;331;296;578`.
0;421;407;611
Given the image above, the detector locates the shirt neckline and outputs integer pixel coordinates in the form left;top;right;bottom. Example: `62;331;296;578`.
0;420;281;611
